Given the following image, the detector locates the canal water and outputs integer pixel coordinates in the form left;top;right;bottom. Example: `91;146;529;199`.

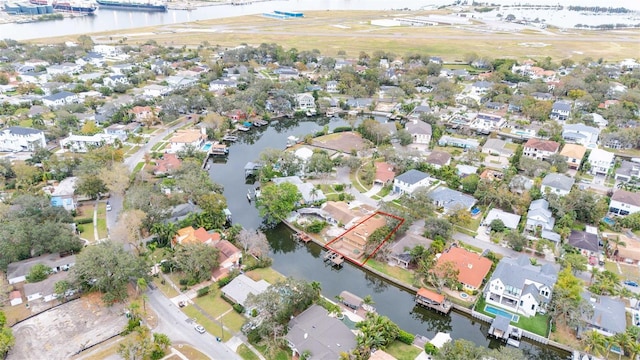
207;118;569;359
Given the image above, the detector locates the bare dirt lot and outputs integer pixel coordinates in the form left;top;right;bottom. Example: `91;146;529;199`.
9;296;127;360
312;132;370;153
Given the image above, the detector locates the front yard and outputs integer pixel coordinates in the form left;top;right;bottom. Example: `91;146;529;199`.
366;259;416;287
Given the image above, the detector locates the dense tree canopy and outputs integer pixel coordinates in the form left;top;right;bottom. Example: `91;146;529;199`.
256;182;302;225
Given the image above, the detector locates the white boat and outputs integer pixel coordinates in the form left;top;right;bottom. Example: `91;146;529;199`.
286;135;299;147
237;125;250;132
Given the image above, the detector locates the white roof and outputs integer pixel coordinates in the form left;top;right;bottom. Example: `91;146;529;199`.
588;148;614;162
484;208;521;230
294;147;313;161
221;274;270;308
429;332;452;349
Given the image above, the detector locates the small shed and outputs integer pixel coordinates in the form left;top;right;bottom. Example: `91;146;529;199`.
9;290;23;306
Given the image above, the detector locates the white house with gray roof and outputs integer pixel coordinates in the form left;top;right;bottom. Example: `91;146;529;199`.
286;305;357;360
483;208;521;230
405;120;432;145
541;173;575;197
525;199;560;243
580;291;626;337
42;91;78;107
393;169;435;195
485;255;558;317
562;123;600;147
588;148;615;176
0;126;46;152
7;253;76;285
221;274;270;308
550;100;572;121
428;186;476;214
24;271;70;303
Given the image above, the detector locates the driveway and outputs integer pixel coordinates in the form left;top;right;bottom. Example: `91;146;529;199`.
147;288;241;360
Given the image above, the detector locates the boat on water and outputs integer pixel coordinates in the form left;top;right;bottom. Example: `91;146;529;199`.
95;0;167;11
29;0;96;13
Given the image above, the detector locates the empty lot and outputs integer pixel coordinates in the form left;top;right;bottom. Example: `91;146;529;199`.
9;297;127;360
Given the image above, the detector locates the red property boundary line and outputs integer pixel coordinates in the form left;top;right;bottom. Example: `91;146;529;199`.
325;211;405;267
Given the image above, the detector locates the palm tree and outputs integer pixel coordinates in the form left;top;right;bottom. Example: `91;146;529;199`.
607;236;626;260
310;281;321;297
589;266;599;285
582;330;606;357
363;295;375;306
610;331;631;359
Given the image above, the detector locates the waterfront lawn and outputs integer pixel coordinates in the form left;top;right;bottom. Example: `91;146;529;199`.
385;341;422;360
245;267;286;284
475;296;549;336
366;259;415;286
237;344;260;360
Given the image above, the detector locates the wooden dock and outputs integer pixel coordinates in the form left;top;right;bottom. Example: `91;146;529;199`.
414;288;452;314
324;250;344;267
293;232;312;243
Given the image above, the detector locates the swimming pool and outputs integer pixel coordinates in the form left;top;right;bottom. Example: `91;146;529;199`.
470;208;481;216
202;143;212;151
484;305;520;322
602;217;615;226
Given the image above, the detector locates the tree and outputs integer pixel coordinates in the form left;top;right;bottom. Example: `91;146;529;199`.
430;260;460;291
461;174;480;194
26;263;51;283
423;217;452;241
150;222;178;248
396;129;413;146
151;333;171;360
546;153;568;173
237;229;270;258
75;174;107;200
54;280;72;302
174;242;219;283
111;209;146;253
505;232;527;252
72;241;148;304
489;219;506;233
118;327;152;360
560;253;588;274
198;192;228;229
448;207;471;227
307;151;333;179
582;329;607;357
355;312;400;352
100;163;130;196
0;312;14;358
173;160;222;203
256;182;301;226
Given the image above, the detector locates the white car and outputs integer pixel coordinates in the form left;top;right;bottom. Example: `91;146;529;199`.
194;324;206;334
106;204;112;211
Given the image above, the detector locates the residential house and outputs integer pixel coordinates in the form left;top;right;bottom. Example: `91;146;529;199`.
59;133;118;153
286;305;357;360
49;176;78;211
484;255;558;317
541;173;575;197
580;291;626;337
472;81;492;95
7;253;76;285
550;100;572;121
220;274;270;308
471;113;505;132
321;201;361;228
212;240;242;280
142;84;170;98
0;126;46;152
615;160;640;182
104;122;140;141
325;80;338;93
562;123;600;147
438;136;479;149
42;91;78;107
274;66;299;81
509;175;534;195
568;229;600;258
393;169;434;195
167;129;206;153
295;93;315;110
24;272;70;303
426;151;451;169
482;138;514;158
524;199;560;242
434;247;492;291
227;109;247;122
523;138;560;161
131;106;154;122
483;209;521;230
339;214;387;254
374;162;395;185
272;176;326;204
405;120;432;144
93;45;123;58
153;153;182;175
109;63;134;75
171;226;220;247
609;190;640;216
103;74;129;88
456;164;478;178
165;75;198;91
345;98;373;110
428;186;477;213
559;144;587;170
531;92;554;101
588;148;615;176
46;62;81;76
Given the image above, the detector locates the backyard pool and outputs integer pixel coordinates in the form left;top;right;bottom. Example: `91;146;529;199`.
471;208;481;216
485;305;520;322
602;217;616;226
202;143;212;151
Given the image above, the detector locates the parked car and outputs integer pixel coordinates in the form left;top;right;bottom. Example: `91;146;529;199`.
178;301;186;308
106;203;112;211
624;280;639;287
194;324;205;334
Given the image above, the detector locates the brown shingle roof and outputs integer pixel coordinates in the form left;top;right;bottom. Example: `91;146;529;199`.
559;144;587;160
611;190;640;207
524;138;560;152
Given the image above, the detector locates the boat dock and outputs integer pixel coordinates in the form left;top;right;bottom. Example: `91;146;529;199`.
222;135;238;142
414;288;452;314
293;232;312;243
488;316;522;347
324;250;344;267
244;161;263;178
208;143;229;156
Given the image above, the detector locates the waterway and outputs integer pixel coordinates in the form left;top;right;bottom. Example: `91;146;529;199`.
206;118;569;359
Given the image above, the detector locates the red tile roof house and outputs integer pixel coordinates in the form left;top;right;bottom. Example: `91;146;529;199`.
433;247;492;291
523;138;560;161
171;226;220;247
374;162;395;185
131;106;153;122
212;240;242;280
153;153;182;175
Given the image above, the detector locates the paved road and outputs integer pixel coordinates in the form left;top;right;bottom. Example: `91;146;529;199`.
147;288;241;360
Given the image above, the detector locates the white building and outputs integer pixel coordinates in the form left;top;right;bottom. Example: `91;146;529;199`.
295;93;315;110
142;84;170;98
167;129;206;153
42;91;78;107
470;113;505;132
59;132;118;153
393;169;435;195
484;256;558;317
405;120;432;145
103;74;129;88
588;148;615;176
609;190;640;217
541;173;575;197
0;126;46;152
46;62;82;76
562;123;600;147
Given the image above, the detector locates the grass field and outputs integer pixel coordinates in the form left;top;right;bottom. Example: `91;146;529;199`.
152;277;180;298
237;344;260;360
245;267;286;284
30;10;639;61
367;259;416;286
194;291;233;319
385;341;423;360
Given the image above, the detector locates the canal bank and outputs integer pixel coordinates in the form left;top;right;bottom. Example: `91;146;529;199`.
207;119;570;359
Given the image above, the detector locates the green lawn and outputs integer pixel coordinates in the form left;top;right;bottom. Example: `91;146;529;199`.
194;292;233;318
376;185;391;198
151;141;167;152
366;259;415;286
245;267;286;284
237;344;260;360
132;162;145;175
182;305;232;341
152;277;179;298
253;344;291;360
163;132;174;140
96;217;108;239
475;296;549;336
385;341;422;360
220;310;246;332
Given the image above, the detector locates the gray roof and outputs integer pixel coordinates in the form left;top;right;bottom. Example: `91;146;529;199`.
490;255;558;292
473;81;492;89
4;126;43;136
395;169;430;185
43;91;75;101
582;291;626;334
567;230;599;253
23;271;69;298
428;186;477;212
221;274;270;308
542;173;575;192
491;315;511;332
405;120;432;136
286;305;357;359
7;254;76;281
616;160;639;178
563;123;600;136
541;230;561;243
552;100;572;112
